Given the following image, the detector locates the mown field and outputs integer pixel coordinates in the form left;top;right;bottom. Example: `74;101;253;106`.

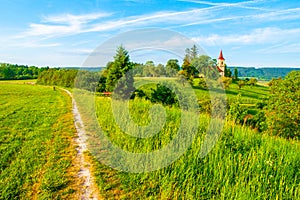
74;88;300;199
0;81;79;199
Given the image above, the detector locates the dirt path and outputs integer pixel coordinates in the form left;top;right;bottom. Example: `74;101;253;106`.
63;89;99;200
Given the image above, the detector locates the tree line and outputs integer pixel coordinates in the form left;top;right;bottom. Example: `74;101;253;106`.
34;45;299;139
36;69;79;88
0;63;49;80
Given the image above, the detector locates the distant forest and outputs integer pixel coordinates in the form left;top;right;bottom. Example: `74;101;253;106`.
0;63;49;80
229;67;300;80
1;62;299;81
66;66;300;81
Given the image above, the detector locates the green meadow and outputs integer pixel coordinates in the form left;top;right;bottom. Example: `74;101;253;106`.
1;77;299;199
0;82;79;199
73;81;299;200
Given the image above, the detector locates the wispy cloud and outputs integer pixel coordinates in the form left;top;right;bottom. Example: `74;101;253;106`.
19;3;300;40
253;7;300;21
177;0;270;11
19;12;111;38
258;42;300;54
193;27;300;46
41;13;110;24
17;9;214;38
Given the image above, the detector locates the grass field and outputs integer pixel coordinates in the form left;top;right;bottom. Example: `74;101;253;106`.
0;82;79;199
134;77;269;106
74;92;300;199
1;78;298;199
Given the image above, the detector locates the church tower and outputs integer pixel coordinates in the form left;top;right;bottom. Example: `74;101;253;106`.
217;50;225;77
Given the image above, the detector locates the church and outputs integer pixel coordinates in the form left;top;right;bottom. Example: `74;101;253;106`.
217;50;225;77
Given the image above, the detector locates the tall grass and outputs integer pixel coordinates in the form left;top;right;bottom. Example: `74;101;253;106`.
76;95;299;199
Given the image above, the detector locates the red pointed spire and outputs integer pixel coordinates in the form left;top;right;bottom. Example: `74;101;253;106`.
218;50;225;60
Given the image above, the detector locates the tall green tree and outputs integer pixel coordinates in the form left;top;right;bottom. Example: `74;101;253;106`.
190;44;198;61
266;71;300;139
192;55;219;78
224;65;232;77
105;46;132;92
181;54;196;81
104;46;135;99
234;68;239;80
166;59;180;76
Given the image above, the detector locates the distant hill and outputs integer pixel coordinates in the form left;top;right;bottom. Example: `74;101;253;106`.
61;67;104;72
43;66;300;80
228;67;300;80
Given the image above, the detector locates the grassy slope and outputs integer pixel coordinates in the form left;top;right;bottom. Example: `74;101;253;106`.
81;94;299;199
134;77;269;106
0;82;79;199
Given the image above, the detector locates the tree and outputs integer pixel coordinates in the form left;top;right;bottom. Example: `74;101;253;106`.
156;64;166;77
190;44;198;60
265;71;300;139
96;62;112;92
219;77;232;89
181;55;196;81
224;65;232;77
184;44;198;63
237;80;245;89
105;46;133;92
228;94;248;124
249;78;258;86
166;59;180;76
150;83;178;106
234;68;239;80
192;55;219;78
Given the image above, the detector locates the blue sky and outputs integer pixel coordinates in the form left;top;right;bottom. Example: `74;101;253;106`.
0;0;299;67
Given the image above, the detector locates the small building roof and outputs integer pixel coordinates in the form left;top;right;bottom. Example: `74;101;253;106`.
218;50;225;60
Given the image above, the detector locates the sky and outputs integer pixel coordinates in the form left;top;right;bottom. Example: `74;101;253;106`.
0;0;300;68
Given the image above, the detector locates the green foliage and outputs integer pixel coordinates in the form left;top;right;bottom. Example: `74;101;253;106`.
266;71;300;139
75;70;100;91
166;59;180;76
113;71;135;100
150;83;178;106
234;68;239;80
184;45;198;62
181;58;196;81
37;68;79;88
196;77;208;90
228;93;248;123
237;80;245;89
249;77;258;86
219;76;232;89
224;64;232;77
105;46;133;92
97;61;113;92
192;55;219;78
97;46;135;98
0;63;48;80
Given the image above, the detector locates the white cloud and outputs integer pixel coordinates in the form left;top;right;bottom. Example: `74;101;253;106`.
258;42;300;54
17;1;300;40
41;13;110;24
177;0;269;11
19;12;111;38
193;27;300;46
252;7;300;21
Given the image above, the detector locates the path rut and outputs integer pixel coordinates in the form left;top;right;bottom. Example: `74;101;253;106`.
63;89;99;200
